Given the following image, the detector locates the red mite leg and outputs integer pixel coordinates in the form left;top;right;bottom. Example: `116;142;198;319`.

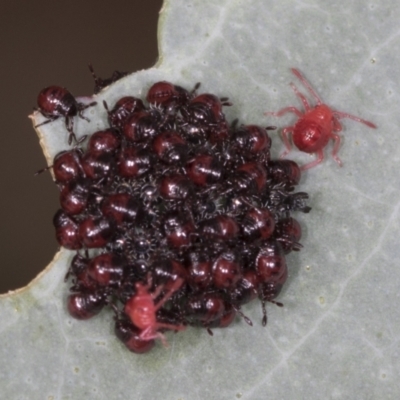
333;111;377;129
266;106;303;118
289;82;312;111
290;68;323;104
141;322;185;348
331;134;343;167
138;277;186;347
332;117;343;132
154;278;183;312
280;126;295;158
301;149;324;171
140;326;169;347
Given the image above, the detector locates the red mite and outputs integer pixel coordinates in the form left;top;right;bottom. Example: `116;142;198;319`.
265;68;377;170
124;275;186;346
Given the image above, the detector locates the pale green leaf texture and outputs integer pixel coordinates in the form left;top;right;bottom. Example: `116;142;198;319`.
2;0;400;399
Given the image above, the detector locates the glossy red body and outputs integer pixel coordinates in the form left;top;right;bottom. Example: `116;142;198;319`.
35;85;96;145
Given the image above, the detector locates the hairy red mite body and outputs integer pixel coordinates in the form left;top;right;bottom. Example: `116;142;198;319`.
265;68;377;170
293;105;332;153
124;275;185;346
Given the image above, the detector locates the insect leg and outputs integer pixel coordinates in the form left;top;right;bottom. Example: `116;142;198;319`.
289;82;312;111
34;116;58;129
331;133;343;167
280;126;294;158
291;68;323;106
301;149;324;171
332;116;343;132
139;326;168;346
334;111;377;129
65;116;77;145
78;101;97;122
265;107;303;118
154;278;183;311
156;322;186;332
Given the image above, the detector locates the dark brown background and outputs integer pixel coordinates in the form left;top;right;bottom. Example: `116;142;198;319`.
0;1;163;293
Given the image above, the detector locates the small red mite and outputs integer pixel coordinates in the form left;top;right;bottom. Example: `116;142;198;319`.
124;275;185;346
265;68;377;170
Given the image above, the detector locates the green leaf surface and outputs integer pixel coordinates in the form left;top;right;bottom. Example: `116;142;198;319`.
2;0;400;399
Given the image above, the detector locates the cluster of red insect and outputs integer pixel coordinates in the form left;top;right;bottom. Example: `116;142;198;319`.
34;69;314;354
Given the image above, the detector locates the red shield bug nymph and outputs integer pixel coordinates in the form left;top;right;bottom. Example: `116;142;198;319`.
35;86;97;145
